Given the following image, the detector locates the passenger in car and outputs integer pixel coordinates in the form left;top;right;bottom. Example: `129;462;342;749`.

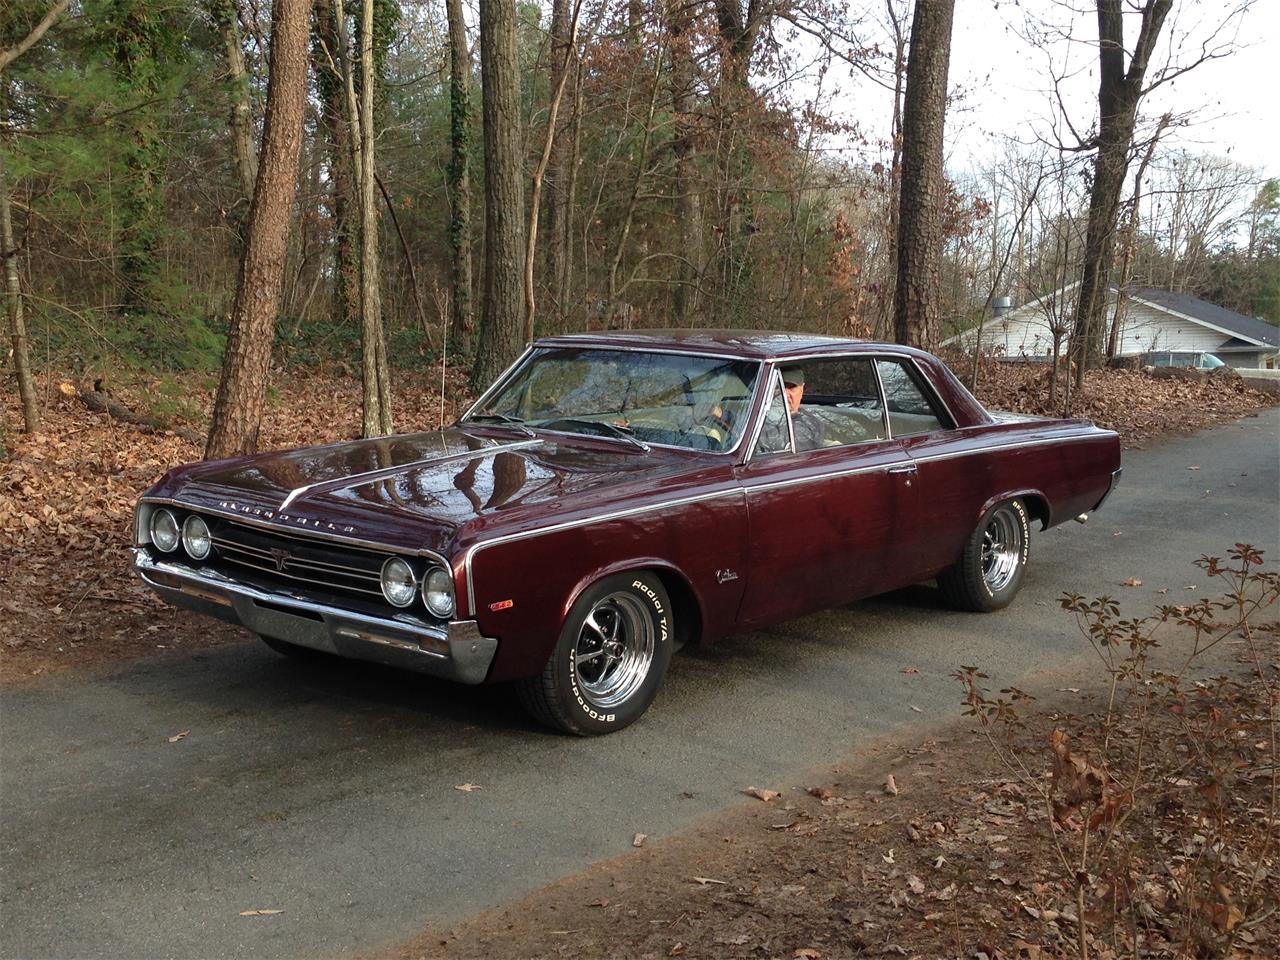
781;366;825;451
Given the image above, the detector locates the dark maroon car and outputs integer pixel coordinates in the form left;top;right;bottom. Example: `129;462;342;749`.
133;331;1121;734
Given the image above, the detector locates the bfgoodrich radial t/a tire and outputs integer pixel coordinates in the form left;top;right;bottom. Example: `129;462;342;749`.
938;499;1031;612
517;571;674;735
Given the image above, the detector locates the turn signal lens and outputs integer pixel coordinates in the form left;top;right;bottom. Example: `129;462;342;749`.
181;514;212;560
380;557;417;608
422;567;456;619
150;509;180;552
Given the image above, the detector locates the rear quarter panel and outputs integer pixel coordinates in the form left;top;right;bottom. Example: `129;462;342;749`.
902;421;1120;580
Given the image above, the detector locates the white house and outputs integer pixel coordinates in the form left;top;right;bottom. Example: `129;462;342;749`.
945;283;1280;369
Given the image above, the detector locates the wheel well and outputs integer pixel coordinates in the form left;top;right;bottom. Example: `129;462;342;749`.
653;568;703;649
1021;494;1050;530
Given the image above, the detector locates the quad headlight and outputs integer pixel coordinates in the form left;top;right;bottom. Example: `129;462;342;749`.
150;508;180;552
380;557;418;608
181;514;212;560
421;566;456;619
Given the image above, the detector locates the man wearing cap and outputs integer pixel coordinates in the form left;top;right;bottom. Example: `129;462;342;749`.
758;365;824;453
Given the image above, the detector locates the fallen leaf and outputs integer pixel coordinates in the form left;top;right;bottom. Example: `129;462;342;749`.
690;876;728;886
1121;577;1143;587
793;950;822;959
1157;587;1169;594
909;705;922;713
167;731;188;743
907;875;925;895
882;848;895;864
900;666;919;674
807;786;835;800
587;898;610;908
669;943;685;957
1187;465;1200;470
933;855;946;869
632;833;647;848
454;783;481;792
744;787;781;802
933;883;957;901
239;909;284;917
884;774;900;796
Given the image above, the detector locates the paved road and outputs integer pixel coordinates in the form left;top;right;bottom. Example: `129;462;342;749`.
3;410;1277;959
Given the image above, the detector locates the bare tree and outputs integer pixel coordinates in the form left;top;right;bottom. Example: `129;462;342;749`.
471;0;525;391
206;0;311;459
1;144;39;432
544;0;576;327
893;0;954;349
525;0;582;342
207;0;257;206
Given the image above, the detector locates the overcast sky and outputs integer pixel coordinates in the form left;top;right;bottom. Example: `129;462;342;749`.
826;0;1279;181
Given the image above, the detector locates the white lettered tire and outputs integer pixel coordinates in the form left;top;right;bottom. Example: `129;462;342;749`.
517;571;674;735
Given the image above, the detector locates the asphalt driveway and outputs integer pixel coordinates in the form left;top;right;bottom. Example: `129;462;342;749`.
2;409;1277;959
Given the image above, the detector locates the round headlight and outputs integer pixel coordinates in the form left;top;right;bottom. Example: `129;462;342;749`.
422;566;456;619
150;509;180;552
181;514;212;560
380;557;417;608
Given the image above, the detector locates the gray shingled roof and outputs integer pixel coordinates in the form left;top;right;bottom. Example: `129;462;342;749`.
1131;288;1279;347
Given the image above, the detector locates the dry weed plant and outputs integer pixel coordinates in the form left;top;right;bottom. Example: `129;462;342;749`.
956;545;1279;959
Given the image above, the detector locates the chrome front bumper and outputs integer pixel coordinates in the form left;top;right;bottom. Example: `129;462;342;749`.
132;549;498;684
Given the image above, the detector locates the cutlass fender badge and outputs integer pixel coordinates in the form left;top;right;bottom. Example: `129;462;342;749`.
488;599;515;612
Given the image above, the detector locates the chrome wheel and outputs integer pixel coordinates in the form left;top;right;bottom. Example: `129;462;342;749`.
981;506;1024;593
573;592;655;710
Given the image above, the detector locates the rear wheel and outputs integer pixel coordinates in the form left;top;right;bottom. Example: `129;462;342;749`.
517;572;674;735
938;499;1031;612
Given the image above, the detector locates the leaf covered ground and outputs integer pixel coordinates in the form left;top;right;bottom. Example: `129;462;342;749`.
0;361;1274;682
385;645;1278;960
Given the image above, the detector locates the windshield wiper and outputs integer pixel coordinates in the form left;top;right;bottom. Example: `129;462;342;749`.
538;417;650;452
465;412;535;437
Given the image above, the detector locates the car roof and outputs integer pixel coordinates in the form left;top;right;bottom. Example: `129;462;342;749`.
533;329;930;362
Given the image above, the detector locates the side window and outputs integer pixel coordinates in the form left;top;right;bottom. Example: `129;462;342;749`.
752;375;793;457
798;357;888;447
874;359;947;437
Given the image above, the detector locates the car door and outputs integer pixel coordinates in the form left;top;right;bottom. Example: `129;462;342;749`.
734;359;921;630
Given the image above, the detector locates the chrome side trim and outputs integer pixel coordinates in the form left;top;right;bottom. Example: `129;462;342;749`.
871;359;894;440
279;439;543;511
460;345;537;421
139;496;452;565
459;429;1110;615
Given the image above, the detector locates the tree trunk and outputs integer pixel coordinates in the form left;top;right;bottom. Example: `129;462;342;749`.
471;0;525;392
357;0;392;436
445;0;474;353
1069;0;1172;386
314;0;359;332
1;146;40;433
545;0;574;327
208;0;257;205
893;0;954;350
205;0;311;459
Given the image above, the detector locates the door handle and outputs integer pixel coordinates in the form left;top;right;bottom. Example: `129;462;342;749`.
887;464;917;475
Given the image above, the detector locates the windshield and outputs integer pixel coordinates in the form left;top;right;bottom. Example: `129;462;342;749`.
469;347;762;452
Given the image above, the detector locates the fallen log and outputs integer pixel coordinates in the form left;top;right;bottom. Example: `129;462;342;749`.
75;388;203;444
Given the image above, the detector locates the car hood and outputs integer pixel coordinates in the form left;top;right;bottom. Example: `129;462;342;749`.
156;427;708;555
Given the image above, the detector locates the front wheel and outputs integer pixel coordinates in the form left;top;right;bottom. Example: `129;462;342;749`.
517;572;674;735
938;499;1031;612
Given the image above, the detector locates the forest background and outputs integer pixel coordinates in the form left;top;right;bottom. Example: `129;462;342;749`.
2;0;1278;451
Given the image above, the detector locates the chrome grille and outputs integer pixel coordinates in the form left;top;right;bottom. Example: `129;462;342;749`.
206;517;388;601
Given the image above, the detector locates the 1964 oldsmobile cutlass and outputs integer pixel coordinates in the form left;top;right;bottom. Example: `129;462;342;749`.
133;331;1122;734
